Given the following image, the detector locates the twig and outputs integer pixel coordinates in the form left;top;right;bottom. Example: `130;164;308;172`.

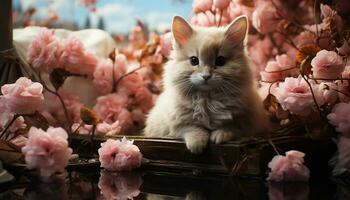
331;88;350;98
115;66;143;89
264;66;298;73
267;139;280;155
218;10;223;27
309;77;350;81
0;114;19;140
301;75;323;118
38;72;72;135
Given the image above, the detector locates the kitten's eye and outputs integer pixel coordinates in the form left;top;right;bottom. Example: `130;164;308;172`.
190;56;199;66
215;56;226;66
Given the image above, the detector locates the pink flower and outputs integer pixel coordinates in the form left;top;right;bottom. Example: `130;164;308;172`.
98;171;142;200
327;102;350;137
336;136;350;171
93;59;116;95
274;76;315;116
134;86;154;112
72;121;122;136
337;66;350;102
191;11;216;27
93;93;128;123
311;50;344;79
9;116;27;133
293;31;316;48
252;2;280;33
22;127;72;179
213;0;230;10
98;137;142;171
159;32;173;58
267;150;310;182
59;37;98;76
260;54;297;82
9;134;28;148
44;89;83;124
129;25;147;49
114;54;128;75
117;108;133;132
97;121;122;136
192;0;213;13
27;28;62;72
1;77;44;114
118;73;144;96
320;4;343;31
313;82;338;106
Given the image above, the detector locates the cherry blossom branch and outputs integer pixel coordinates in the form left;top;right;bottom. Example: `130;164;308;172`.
301;75;323;117
268;139;280;155
331;88;350;98
0;114;19;140
115;66;143;90
217;10;223;27
264;66;298;73
38;72;72;135
308;77;350;81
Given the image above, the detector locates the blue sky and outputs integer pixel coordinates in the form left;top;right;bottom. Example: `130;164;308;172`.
13;0;192;34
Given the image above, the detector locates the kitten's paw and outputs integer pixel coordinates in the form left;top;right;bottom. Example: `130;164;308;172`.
210;129;234;144
184;131;209;154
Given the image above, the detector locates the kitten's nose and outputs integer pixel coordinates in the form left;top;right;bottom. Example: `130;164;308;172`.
201;74;212;81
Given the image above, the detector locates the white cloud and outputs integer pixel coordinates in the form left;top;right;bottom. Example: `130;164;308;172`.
96;3;134;18
144;11;175;33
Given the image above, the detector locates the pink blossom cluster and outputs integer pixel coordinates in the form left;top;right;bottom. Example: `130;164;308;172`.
0;77;43;137
24;27;163;135
27;28;98;76
267;150;310;182
21;126;72;179
98;137;142;171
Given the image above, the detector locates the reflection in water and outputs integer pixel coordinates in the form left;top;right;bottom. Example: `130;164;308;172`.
23;173;68;200
267;182;309;200
0;169;349;200
98;170;142;200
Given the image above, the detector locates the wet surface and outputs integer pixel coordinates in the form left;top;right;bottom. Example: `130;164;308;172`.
0;169;348;200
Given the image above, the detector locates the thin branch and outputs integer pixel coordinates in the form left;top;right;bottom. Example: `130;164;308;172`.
268;139;280;155
218;10;223;27
301;75;323;118
264;66;298;73
0;114;19;140
115;66;143;89
38;72;72;135
331;88;350;98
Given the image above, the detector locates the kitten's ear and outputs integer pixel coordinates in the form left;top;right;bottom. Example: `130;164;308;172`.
172;16;193;47
225;15;248;45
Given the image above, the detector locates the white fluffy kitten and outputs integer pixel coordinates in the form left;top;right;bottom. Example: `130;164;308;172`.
144;15;269;153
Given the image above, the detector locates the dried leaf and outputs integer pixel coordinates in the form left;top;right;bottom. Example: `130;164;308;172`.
0;140;23;164
80;106;100;125
148;83;161;94
239;0;255;7
263;94;279;111
295;44;320;63
49;69;70;90
299;56;313;75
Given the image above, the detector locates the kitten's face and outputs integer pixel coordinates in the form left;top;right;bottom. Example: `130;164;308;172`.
169;16;250;93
